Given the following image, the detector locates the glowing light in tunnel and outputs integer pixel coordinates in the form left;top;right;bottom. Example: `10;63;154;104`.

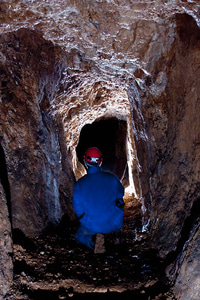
55;76;141;209
125;135;137;199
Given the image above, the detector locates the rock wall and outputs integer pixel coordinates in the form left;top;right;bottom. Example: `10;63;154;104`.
173;225;200;300
134;13;200;257
0;182;13;298
166;202;200;300
0;28;75;237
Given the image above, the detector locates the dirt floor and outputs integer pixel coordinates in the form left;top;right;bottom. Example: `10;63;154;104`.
6;203;175;300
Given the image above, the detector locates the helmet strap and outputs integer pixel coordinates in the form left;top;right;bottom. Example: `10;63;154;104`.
84;159;102;168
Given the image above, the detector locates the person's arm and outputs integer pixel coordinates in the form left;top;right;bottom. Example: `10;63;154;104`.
73;183;85;219
114;177;125;209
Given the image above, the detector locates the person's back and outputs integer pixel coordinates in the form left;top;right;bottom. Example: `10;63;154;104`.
73;165;124;234
73;147;124;251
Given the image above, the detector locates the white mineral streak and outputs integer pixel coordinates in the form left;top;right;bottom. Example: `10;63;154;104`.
127;80;149;217
126;119;138;198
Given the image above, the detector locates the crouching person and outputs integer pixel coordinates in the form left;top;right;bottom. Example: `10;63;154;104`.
73;147;124;253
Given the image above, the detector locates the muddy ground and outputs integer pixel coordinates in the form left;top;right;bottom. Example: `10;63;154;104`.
6;205;175;300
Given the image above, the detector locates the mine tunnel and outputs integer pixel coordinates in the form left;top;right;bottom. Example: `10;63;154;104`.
1;3;200;299
76;117;129;187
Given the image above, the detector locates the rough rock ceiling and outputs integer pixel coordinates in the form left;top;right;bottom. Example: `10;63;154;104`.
1;1;200;75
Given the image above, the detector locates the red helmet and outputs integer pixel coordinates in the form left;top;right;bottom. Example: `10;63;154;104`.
83;147;103;166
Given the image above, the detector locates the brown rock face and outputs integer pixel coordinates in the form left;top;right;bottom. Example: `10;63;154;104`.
167;205;200;300
139;13;200;256
174;228;200;300
0;181;13;297
0;28;75;236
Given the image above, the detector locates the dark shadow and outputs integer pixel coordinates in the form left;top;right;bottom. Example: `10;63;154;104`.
12;228;37;251
164;196;200;268
0;143;12;226
76;117;128;183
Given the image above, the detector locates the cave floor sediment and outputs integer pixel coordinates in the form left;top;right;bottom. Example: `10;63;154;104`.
8;212;174;300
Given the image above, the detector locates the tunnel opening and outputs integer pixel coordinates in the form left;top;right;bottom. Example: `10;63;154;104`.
10;117;168;299
76;117;129;185
0;143;12;226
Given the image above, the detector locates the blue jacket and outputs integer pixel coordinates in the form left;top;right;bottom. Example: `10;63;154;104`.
73;166;124;234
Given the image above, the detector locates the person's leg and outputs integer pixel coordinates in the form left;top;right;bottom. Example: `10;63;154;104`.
94;233;106;254
113;229;121;245
75;225;94;249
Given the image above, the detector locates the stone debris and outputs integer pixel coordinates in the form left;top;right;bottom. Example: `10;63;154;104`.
5;219;173;299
